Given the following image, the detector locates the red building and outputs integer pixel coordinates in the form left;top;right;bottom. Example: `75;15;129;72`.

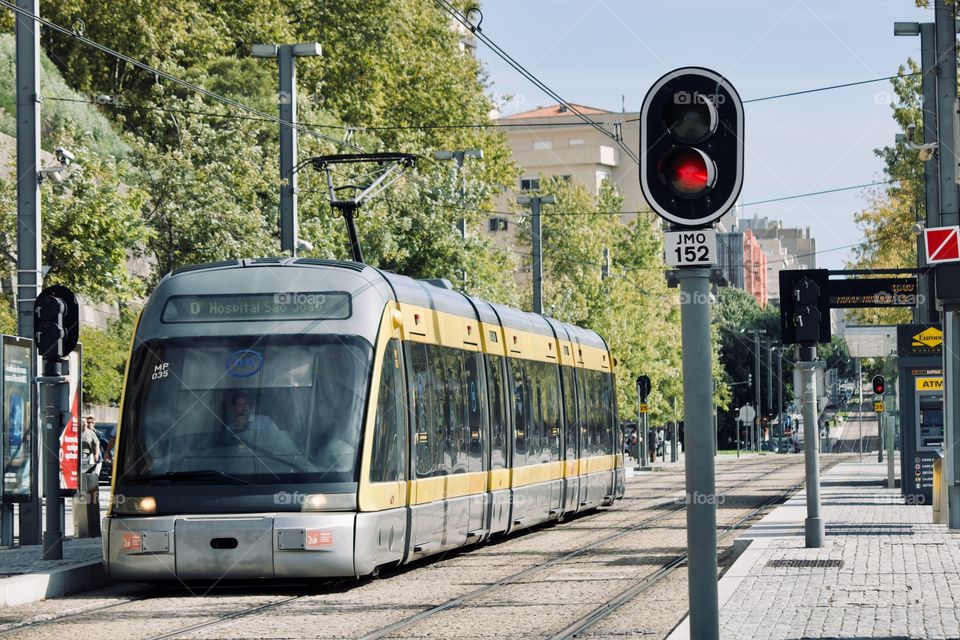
743;229;767;308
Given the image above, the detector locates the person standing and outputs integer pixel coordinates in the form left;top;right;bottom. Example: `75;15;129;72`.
80;416;101;476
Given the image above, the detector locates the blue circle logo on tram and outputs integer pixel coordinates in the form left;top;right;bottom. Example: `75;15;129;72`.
225;349;263;378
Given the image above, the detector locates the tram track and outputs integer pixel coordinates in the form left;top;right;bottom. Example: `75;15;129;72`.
356;457;804;640
0;457;805;640
548;463;840;639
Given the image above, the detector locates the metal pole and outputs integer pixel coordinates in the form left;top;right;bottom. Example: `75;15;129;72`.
518;195;554;315
765;337;773;445
777;347;784;454
278;45;298;255
886;406;896;489
878;405;884;463
946;309;960;527
643;412;650;466
532;198;542;315
799;351;824;547
936;0;958;227
935;0;960;530
919;22;939;324
678;267;719;639
15;0;42;546
754;332;761;452
40;360;66;560
858;358;863;461
736;417;740;458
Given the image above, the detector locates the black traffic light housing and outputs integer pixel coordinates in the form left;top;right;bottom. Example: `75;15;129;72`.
872;375;885;396
636;375;651;402
780;269;831;346
34;285;79;360
640;67;744;226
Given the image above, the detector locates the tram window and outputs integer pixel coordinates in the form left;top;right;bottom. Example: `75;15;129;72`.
542;363;562;461
562;367;578;460
371;340;407;483
463;351;485;473
444;348;469;475
599;372;614;454
511;359;531;465
576;369;589;457
407;342;438;478
487;355;509;470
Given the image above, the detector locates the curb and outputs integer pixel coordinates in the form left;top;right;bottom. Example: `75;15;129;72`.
0;560;109;608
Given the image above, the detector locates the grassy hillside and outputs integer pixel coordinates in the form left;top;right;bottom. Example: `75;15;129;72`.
0;33;128;159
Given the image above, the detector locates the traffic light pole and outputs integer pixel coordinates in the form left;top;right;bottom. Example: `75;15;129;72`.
40;359;66;560
753;331;761;452
799;346;825;548
678;267;719;638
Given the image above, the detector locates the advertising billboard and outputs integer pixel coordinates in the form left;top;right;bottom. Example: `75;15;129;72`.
2;336;34;501
59;346;81;493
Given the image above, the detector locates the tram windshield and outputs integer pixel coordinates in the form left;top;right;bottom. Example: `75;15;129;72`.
118;336;372;485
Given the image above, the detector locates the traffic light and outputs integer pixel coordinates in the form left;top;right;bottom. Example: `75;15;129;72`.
639;67;744;227
636;375;651;402
872;375;885;396
33;285;79;360
780;269;831;345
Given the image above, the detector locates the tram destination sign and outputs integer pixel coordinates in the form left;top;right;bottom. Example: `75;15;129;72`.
828;277;917;308
161;292;352;323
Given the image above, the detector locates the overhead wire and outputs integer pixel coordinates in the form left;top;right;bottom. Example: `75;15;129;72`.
431;0;640;164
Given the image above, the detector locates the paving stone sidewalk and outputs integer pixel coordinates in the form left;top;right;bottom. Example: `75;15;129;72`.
670;458;960;639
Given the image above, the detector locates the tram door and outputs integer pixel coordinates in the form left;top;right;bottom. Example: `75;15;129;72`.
464;351;486;537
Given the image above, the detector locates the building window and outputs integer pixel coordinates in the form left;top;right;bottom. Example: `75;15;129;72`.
596;171;609;191
520;177;540;191
561;175;572;182
533;140;553;151
489;217;508;232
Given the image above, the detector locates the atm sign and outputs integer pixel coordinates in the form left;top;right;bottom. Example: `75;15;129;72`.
916;377;944;391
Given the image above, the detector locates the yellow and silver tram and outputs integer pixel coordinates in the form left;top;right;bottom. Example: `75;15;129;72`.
104;258;624;580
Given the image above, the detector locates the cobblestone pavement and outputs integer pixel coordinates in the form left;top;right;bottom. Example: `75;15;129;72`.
0;455;808;639
696;460;958;640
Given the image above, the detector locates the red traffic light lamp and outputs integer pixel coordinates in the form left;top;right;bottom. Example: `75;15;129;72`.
639;67;744;227
872;375;886;396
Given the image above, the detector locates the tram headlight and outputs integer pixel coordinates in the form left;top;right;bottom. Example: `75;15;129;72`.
115;495;157;515
301;494;327;511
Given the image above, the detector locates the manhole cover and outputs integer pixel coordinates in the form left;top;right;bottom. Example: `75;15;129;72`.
766;559;843;568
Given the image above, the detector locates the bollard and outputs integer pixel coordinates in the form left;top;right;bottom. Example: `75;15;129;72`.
74;472;101;537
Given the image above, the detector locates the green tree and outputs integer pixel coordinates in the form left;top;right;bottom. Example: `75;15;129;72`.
0;138;149;304
80;313;136;406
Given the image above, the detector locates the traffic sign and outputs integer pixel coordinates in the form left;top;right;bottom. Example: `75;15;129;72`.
924;225;960;264
639;403;649;413
664;229;717;266
875;401;885;412
738;405;756;424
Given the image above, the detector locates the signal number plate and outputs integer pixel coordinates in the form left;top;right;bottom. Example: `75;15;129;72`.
664;229;717;267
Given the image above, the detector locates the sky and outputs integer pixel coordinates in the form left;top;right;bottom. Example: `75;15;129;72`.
474;0;934;269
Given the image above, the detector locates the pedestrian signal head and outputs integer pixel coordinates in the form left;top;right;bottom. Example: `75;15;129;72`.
872;375;885;396
640;67;744;227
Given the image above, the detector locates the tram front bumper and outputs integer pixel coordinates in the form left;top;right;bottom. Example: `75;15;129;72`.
104;512;357;580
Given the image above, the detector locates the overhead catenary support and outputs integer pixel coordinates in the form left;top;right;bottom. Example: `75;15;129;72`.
252;42;321;256
14;0;42;547
517;195;555;315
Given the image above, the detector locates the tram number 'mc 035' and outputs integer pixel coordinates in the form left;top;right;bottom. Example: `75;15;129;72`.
664;228;717;267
